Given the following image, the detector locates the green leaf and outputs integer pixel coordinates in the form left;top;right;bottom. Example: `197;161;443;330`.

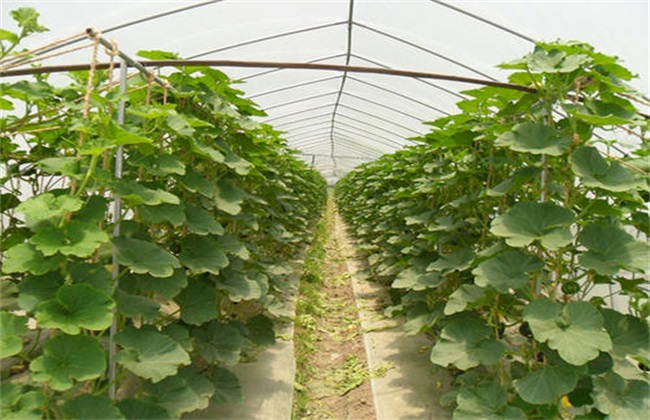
454;382;526;419
36;284;114;334
571;146;641;192
139;203;186;226
192;321;249;366
80;121;152;155
179;235;229;275
167;112;195;137
490;202;575;250
37;157;83;179
219;233;251;260
68;262;112;294
175;278;218;325
122;269;188;299
514;365;578;405
214;180;246;215
601;309;649;360
137;49;179;60
211;367;243;404
115;180;180;206
114;237;180;278
1;243;64;275
444;285;486;316
573;100;639;125
30;334;106;391
473;250;544;292
0;312;28;357
31;220;109;257
115;325;190;383
144;368;214;417
524;299;612;365
180;168;215;198
427;248;473;274
118;399;171;420
224;151;253;175
0;383;45;420
247;314;276;346
185;204;224;235
430;313;504;370
17;272;64;312
495;122;571;156
10;7;48;34
488;166;542;197
526;48;590;73
189;138;225;163
392;267;442;291
115;289;160;320
578;224;649;275
134;154;186;176
15;193;83;228
61;395;124;420
592;372;649;419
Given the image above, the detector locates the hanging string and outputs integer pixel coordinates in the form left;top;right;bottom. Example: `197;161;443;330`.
79;28;102;146
0;30;86;68
103;39;120;171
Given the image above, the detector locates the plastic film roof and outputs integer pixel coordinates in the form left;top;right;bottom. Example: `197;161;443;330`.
3;0;649;183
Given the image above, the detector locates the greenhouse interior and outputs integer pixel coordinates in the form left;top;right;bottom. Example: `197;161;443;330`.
1;1;648;419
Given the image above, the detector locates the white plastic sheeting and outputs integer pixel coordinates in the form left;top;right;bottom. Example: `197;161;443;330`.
3;0;648;182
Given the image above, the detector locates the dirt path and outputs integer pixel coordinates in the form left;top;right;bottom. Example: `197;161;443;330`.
293;199;376;420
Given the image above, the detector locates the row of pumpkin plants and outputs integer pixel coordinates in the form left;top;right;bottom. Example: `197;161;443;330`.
336;41;649;419
1;8;327;419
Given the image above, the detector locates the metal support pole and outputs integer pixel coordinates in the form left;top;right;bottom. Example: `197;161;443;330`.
108;58;127;400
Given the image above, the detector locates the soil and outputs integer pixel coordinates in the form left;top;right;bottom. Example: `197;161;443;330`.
296;204;376;420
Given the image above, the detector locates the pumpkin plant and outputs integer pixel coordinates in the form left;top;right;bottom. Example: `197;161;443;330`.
336;40;649;418
1;8;326;418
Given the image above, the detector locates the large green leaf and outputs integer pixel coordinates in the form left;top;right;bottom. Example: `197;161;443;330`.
17;272;64;312
495;122;571;156
138;203;186;226
1;243;64;275
430;313;504;370
214;179;246;215
473;250;544;292
192;321;249;366
185;204;224;235
0;383;45;420
80;120;152;155
180;168;215;198
118;399;170;420
122;269;188;299
115;180;180;206
490;202;575;250
488;166;542;197
115;289;160;320
133;154;186;177
179;235;229;275
189;138;225;163
211;367;244;405
444;285;486;316
61;395;123;420
15;193;83;228
175;278;218;325
30;334;106;391
454;382;526;419
31;220;109;257
215;267;266;302
115;325;190;383
427;248;473;274
513;365;578;404
571;146;641;192
601;308;649;360
392;267;442;291
0;312;28;357
224;151;253;175
114;237;180;278
144;368;215;417
592;372;649;419
523;299;612;365
524;48;590;73
36;284;114;334
578;224;649;275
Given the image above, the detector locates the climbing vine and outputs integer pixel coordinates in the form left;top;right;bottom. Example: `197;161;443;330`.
1;8;326;418
336;41;649;418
